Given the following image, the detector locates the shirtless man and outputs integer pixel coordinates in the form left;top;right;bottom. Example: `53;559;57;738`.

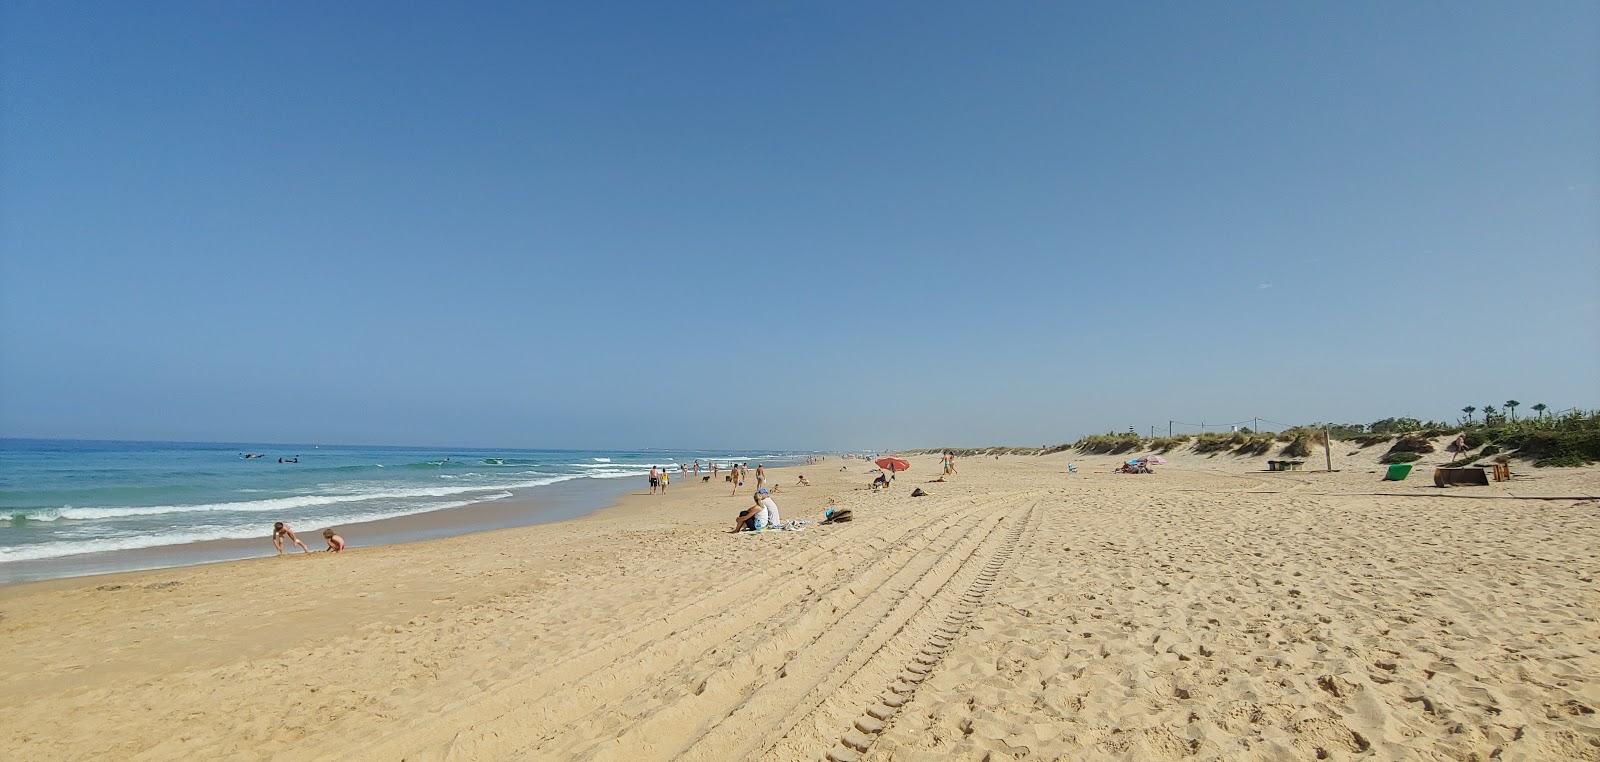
273;522;311;555
649;465;660;495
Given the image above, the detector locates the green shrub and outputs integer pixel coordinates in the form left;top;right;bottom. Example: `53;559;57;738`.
1462;430;1487;449
1193;434;1236;454
1146;436;1190;453
1519;429;1600;466
1387;434;1435;454
1479;444;1501;457
1534;453;1590;468
1074;434;1143;455
1352;435;1393;448
1380;451;1422;464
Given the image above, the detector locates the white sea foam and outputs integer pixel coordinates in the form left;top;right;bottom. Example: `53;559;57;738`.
592;457;611;462
9;477;580;522
0;493;515;563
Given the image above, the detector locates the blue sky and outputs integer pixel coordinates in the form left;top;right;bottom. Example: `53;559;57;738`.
2;2;1596;450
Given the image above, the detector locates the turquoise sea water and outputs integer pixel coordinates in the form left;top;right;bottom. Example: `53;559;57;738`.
0;439;802;576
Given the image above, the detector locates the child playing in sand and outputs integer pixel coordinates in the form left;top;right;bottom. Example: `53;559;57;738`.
322;529;346;553
273;522;311;555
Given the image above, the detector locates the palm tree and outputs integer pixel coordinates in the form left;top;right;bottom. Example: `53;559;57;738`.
1505;400;1520;422
1483;404;1499;424
1462;406;1476;424
1532;403;1547;419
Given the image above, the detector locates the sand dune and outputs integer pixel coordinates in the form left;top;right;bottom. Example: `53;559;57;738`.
2;453;1596;760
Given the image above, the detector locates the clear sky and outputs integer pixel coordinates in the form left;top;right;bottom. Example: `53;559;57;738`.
2;2;1596;451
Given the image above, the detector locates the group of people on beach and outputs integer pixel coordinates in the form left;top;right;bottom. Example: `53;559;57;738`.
647;460;787;497
272;522;345;555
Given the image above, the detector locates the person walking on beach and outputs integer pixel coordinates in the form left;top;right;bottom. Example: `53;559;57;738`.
755;464;766;492
660;466;670;492
649;466;660;495
731;463;743;495
272;522;310;555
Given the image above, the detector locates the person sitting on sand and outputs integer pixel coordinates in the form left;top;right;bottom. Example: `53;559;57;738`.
273;522;310;555
323;529;346;553
758;488;781;526
729;492;770;533
797;475;811;486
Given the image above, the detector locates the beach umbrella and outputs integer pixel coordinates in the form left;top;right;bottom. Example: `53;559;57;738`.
875;457;910;472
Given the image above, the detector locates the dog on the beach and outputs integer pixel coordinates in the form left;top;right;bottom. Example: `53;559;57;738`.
702;476;711;483
725;475;733;482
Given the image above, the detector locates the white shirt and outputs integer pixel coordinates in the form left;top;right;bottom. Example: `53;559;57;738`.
759;496;780;526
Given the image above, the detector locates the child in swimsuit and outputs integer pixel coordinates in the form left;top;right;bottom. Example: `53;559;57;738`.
322;529;346;553
273;522;311;555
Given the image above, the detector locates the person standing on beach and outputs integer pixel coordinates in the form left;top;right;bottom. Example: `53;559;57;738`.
660;467;670;492
649;466;660;495
693;460;701;479
731;463;743;495
272;522;311;555
755;464;766;492
711;461;719;481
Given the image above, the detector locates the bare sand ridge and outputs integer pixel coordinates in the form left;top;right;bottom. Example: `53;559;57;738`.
2;452;1597;760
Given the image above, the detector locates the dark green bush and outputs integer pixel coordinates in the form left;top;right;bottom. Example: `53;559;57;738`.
1387;434;1436;454
1075;434;1143;455
1462;430;1487;449
1380;451;1422;464
1535;453;1589;468
1479;444;1501;457
1520;429;1600;466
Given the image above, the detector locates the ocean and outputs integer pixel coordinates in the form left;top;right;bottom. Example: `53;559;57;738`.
0;438;805;583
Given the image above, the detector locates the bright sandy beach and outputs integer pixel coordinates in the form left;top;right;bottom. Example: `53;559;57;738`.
3;449;1598;761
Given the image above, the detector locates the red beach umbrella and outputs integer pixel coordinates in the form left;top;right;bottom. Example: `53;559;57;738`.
875;457;910;472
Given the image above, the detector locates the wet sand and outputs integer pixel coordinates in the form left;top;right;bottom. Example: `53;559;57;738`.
2;450;1596;760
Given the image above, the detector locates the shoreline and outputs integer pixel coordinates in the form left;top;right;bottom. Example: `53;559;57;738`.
4;453;1594;760
0;463;766;586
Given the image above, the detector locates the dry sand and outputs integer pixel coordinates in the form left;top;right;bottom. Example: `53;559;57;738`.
2;450;1597;760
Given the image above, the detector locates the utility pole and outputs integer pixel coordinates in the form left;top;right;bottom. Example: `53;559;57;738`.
1254;417;1259;433
1168;421;1173;437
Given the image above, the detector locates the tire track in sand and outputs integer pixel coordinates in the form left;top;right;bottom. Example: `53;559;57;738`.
510;498;1020;759
821;500;1038;762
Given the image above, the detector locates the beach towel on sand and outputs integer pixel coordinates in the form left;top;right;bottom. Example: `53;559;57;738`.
821;509;853;524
